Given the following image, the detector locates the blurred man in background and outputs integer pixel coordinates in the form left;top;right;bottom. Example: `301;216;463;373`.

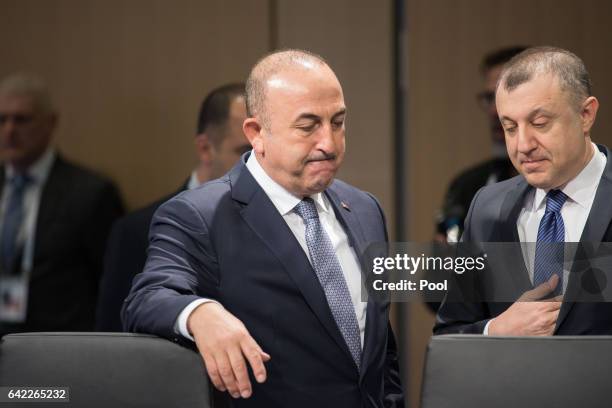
0;73;123;336
96;83;250;331
436;46;526;243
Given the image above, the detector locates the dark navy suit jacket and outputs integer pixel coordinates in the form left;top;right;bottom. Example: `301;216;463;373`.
122;153;403;408
435;144;612;335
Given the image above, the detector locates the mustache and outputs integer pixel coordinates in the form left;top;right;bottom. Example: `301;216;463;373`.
305;152;337;163
519;154;550;162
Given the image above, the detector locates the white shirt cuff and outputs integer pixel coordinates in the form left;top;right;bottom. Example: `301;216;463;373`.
174;298;220;341
483;319;493;335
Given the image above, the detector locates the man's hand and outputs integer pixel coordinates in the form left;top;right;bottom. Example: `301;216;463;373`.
188;302;271;399
488;274;563;336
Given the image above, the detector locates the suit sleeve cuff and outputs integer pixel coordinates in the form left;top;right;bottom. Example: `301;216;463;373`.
174;298;220;341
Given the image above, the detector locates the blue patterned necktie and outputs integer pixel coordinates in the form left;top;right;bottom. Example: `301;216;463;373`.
1;173;31;274
533;189;568;296
293;198;362;371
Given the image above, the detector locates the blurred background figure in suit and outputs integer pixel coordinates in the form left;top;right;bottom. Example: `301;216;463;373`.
96;83;250;331
436;46;527;243
0;73;124;336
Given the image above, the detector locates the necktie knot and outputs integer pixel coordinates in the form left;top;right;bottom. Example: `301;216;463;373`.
545;189;567;214
293;198;319;221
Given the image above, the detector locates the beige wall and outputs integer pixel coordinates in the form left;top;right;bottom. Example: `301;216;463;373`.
0;0;394;218
0;0;270;209
406;1;612;406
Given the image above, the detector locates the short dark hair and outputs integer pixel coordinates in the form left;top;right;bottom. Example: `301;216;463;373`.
498;46;592;109
196;83;245;143
480;46;528;74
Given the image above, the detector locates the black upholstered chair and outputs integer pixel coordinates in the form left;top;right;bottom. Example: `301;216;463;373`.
0;332;210;408
421;335;612;408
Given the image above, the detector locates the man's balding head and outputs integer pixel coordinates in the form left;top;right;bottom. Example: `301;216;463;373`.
245;49;330;128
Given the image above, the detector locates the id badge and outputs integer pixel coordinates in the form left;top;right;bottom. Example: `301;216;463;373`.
0;276;28;323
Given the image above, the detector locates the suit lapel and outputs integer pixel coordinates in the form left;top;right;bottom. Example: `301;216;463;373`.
499;179;533;292
326;185;389;381
556;144;612;330
324;186;380;376
230;160;357;367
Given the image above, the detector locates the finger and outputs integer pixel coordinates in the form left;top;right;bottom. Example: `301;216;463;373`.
216;352;241;398
201;352;226;392
521;275;559;301
242;339;268;384
227;346;252;398
546;274;560;293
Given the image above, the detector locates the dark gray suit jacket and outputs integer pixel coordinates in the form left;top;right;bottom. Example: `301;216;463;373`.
435;144;612;335
0;154;124;335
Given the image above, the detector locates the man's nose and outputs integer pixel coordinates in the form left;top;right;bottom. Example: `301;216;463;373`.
316;123;337;153
516;125;537;153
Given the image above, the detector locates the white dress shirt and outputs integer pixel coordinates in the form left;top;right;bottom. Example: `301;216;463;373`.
0;148;56;275
186;171;201;191
484;143;606;334
177;153;367;346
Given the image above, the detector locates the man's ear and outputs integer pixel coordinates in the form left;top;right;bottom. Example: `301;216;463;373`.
243;117;264;155
581;96;599;135
194;133;214;163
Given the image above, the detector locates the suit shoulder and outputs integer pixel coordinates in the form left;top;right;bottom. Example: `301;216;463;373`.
329;179;384;216
477;174;523;198
54;155;119;192
159;176;232;219
329;178;376;202
466;174;526;216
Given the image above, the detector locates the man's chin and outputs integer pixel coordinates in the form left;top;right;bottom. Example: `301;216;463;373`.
523;173;554;190
304;176;335;196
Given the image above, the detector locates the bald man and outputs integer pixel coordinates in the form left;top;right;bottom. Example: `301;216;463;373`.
123;50;403;408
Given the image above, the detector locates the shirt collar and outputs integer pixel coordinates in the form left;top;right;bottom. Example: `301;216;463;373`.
533;143;606;210
187;171;202;190
245;152;330;216
5;147;56;186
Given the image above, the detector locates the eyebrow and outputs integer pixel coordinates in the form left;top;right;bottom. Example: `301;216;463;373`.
526;107;555;121
500;107;555;123
293;108;347;124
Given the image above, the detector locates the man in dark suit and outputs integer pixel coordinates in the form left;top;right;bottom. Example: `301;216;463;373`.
435;46;612;336
96;83;250;331
0;74;123;335
123;49;403;407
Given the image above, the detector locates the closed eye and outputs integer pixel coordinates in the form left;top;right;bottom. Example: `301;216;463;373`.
331;119;344;130
503;124;517;134
296;123;317;133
